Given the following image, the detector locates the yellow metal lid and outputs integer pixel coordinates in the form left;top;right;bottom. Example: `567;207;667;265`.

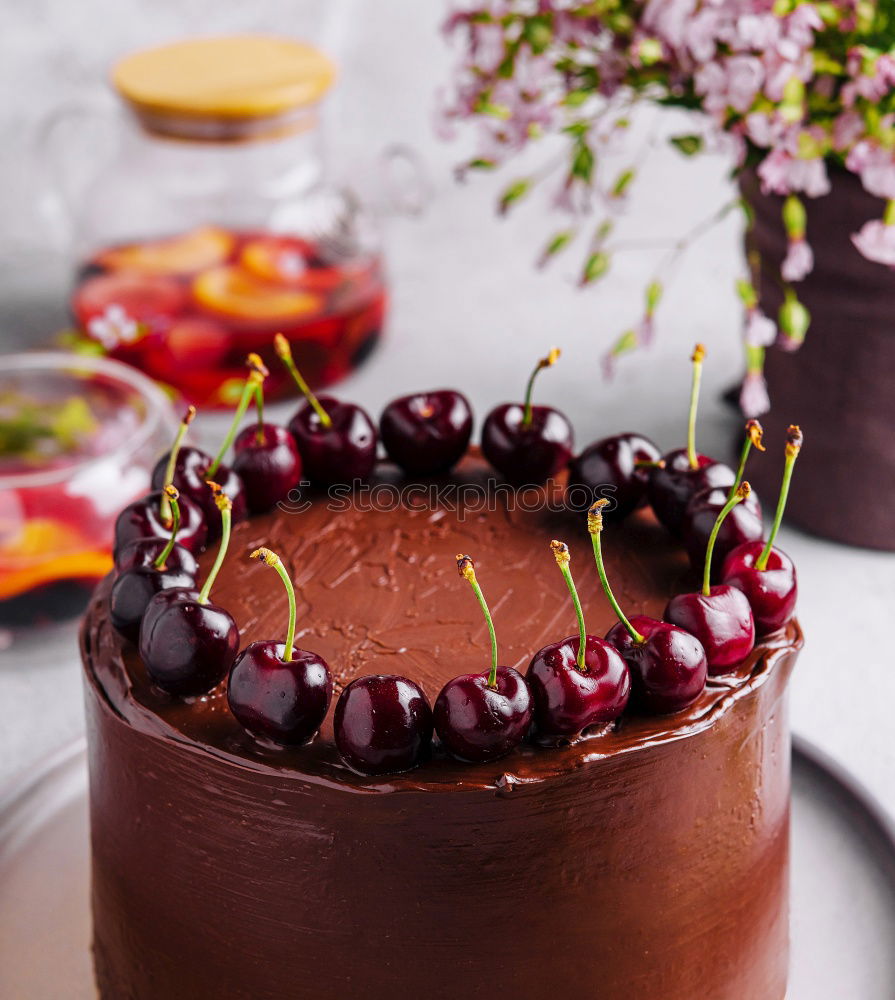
112;35;336;140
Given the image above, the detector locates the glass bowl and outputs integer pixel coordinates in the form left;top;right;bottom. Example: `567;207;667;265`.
0;352;177;628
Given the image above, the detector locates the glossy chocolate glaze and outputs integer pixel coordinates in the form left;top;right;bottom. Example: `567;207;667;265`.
82;453;800;999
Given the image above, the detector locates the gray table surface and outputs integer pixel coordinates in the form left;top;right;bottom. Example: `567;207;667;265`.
1;1;893;836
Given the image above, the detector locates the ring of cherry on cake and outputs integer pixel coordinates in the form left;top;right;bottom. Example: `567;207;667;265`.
106;338;803;776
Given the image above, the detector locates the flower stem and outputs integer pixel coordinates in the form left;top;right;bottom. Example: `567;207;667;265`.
727;419;764;502
159;406;195;526
153;486;181;570
756;425;802;572
588;501;644;644
550;540;588;671
207;355;268;476
703;482;751;595
275;333;332;428
251;548;297;661
687;343;706;470
457;555;498;687
198;483;232;605
522;347;560;428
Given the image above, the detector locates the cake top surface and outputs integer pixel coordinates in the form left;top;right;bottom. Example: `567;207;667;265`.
84;453;800;792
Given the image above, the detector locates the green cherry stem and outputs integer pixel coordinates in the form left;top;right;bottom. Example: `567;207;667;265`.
197;483;232;605
457;555;498;688
275;332;332;428
703;482;751;596
159;405;195;526
153;486;181;570
207;354;268;477
254;383;266;445
251;547;297;661
588;500;644;644
550;540;588;671
686;343;706;470
756;425;803;572
727;419;764;502
522;347;561;428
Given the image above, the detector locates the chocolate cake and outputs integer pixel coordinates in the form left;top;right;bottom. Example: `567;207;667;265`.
81;453;801;1000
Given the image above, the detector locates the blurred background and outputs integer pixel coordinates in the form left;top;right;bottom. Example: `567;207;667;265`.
0;0;892;830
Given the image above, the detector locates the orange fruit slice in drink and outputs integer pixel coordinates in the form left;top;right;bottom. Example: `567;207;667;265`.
240;237;347;294
0;518;113;599
192;265;323;321
98;226;234;276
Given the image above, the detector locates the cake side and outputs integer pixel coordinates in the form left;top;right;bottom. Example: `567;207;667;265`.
84;624;796;1000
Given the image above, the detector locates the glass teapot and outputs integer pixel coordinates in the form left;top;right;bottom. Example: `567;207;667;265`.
44;36;391;407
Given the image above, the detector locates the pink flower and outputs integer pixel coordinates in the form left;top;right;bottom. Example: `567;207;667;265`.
744;308;777;348
847;141;895;200
758;147;829;197
781;238;814;281
851;219;895;267
642;0;697;51
740;371;771;418
832;111;865;151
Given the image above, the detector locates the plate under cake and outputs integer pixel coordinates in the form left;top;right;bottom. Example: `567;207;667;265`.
81;452;801;1000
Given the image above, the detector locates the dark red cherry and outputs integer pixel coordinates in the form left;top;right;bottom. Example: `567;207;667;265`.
567;432;661;518
232;423;303;514
114;536;199;575
647;449;735;536
151;446;247;537
334;674;433;775
288;397;377;485
606;615;707;714
109;561;197;642
138;587;238;696
722;541;798;636
434;667;532;762
482;404;573;485
527;635;630;739
379;390;473;476
664;585;755;675
435;554;531;762
683;485;764;579
113;490;207;558
228;641;332;746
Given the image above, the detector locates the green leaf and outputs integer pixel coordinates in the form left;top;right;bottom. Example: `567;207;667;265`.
499;178;531;214
669;134;704;156
782;195;806;239
779;289;810;344
611;329;639;357
581;251;610;286
645;280;663;313
611;167;635;197
563;90;592;108
735;279;758;310
541;229;575;261
467;158;496;171
571;141;595;183
523;15;553;54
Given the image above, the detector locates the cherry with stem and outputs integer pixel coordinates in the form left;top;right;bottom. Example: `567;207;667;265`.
722;425;803;635
526;541;630;741
115;406;207;559
277;333;378;485
647;344;735;535
664;483;756;675
481;347;574;485
228;547;333;746
728;419;764;502
590;499;707;714
110;486;199;641
433;555;532;763
139;483;240;696
231;360;303;514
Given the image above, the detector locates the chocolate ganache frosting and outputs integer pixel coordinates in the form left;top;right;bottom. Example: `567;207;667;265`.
82;453;801;999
